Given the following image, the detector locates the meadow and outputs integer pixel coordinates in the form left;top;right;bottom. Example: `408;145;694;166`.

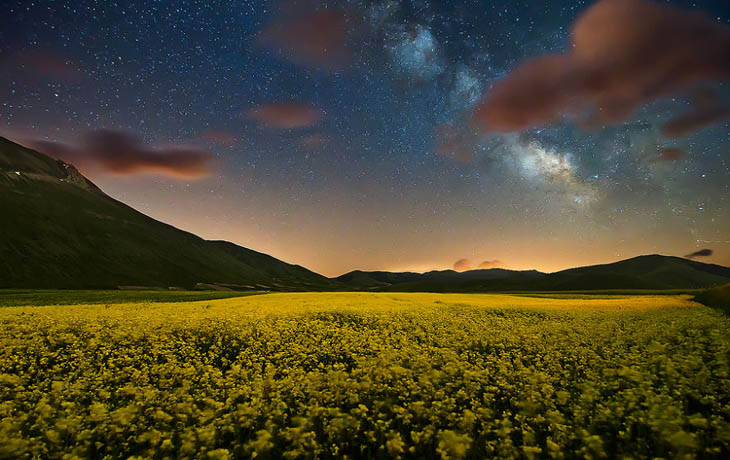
1;292;729;459
0;289;263;307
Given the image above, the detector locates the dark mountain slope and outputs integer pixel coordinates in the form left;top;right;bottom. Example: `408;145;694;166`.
207;240;342;290
539;255;730;290
335;270;425;289
0;137;342;290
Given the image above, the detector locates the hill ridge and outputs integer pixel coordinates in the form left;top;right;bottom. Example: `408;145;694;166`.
335;254;730;292
0;136;342;290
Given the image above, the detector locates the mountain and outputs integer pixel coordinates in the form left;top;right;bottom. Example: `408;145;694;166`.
335;268;544;289
336;270;433;289
0;136;343;290
336;255;730;292
531;255;730;291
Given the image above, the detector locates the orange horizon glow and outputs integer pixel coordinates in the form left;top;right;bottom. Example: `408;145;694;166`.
90;172;730;278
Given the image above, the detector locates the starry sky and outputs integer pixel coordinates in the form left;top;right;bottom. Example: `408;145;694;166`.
2;0;729;276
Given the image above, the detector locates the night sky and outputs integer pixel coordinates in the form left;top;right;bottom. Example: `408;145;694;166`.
2;0;729;276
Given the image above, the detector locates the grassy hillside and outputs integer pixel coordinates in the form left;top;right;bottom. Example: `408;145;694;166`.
0;289;264;307
208;240;339;290
0;137;342;290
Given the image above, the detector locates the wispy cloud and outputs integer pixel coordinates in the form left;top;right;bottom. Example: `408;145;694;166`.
478;260;503;269
453;258;472;271
200;130;238;146
657;147;686;162
258;9;351;71
246;103;323;129
19;49;83;80
30;130;215;179
684;248;713;259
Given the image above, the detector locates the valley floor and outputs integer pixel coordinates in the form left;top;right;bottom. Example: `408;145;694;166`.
1;293;729;458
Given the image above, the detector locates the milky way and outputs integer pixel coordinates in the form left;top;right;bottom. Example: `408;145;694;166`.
1;0;729;275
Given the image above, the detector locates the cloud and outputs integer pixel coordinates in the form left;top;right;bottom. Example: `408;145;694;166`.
200;130;238;146
453;258;472;272
473;0;730;135
478;260;503;269
246;103;323;129
31;130;215;179
258;9;351;71
684;248;713;259
657;147;685;162
661;105;730;139
20;50;83;80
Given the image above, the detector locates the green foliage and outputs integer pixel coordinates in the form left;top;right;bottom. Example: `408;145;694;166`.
694;283;730;314
1;292;729;459
0;289;263;307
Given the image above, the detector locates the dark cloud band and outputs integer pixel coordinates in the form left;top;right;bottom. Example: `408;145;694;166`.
474;0;730;137
685;249;713;259
31;130;215;179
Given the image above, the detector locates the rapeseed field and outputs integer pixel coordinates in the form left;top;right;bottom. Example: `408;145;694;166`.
1;293;728;459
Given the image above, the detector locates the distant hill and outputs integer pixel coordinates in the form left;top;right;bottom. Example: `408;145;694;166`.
334;270;423;288
0;137;343;290
336;255;730;292
532;255;730;291
336;268;544;290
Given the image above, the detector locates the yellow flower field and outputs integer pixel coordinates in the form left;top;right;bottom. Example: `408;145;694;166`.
1;293;729;459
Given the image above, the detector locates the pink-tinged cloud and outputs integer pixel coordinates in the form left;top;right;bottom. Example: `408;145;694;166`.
31;130;215;179
258;9;351;71
473;0;730;135
21;50;83;80
657;147;686;162
246;103;323;129
478;260;503;269
200;129;238;146
662;106;730;139
453;258;472;272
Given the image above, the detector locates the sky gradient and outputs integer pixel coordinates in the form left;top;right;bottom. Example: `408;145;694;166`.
2;0;729;276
